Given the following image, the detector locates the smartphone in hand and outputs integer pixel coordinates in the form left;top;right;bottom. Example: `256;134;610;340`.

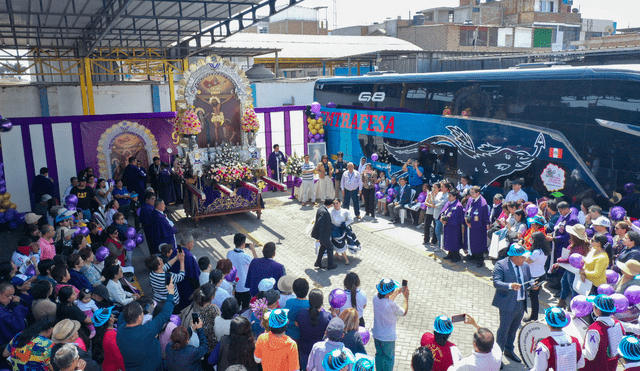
451;314;466;323
165;272;171;286
192;313;200;324
402;279;408;287
178;245;183;253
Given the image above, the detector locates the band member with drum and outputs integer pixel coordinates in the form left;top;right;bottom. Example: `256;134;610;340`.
583;294;625;371
531;307;585;371
618;335;640;370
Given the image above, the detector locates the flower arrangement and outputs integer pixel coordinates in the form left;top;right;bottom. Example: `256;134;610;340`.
250;298;270;331
282;152;304;177
175;108;202;135
241;103;260;133
208;163;253;184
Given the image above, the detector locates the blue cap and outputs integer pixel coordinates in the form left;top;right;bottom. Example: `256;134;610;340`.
353;357;375;371
545;307;569;328
268;308;289;329
507;243;527;257
587;294;616;314
130;193;139;198
619;335;640;361
322;348;355;371
376;278;399;295
92;306;115;327
434;315;453;335
527;215;546;226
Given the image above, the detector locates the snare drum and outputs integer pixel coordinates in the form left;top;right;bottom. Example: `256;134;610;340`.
518;315;589;368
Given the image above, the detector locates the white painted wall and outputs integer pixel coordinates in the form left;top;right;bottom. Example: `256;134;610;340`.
0;86;42;117
514;28;533;48
498;27;514;47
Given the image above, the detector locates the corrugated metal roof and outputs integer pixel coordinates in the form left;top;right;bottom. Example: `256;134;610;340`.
209;33;422;59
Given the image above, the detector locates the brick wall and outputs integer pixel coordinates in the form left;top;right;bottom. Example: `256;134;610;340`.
397;24;451;50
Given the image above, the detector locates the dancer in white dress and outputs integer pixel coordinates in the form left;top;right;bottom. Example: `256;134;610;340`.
330;200;362;265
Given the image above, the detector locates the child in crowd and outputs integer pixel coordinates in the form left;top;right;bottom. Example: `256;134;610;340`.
377;172;388;215
75;288;99;338
198;256;212;286
88;222;104;248
384;176;399;216
105;200;120;227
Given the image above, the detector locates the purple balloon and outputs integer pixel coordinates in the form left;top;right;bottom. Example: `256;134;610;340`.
169;314;182;326
125;227;136;240
123;239;136;251
597;284;615;295
570;295;593;317
307;131;313;139
610;206;626;221
16;213;25;224
358;326;370;345
0;179;5;187
135;233;144;245
314;134;320;140
569;253;585;269
634;220;640;229
386;195;394;203
585;229;594;239
374;184;380;192
0;185;6;194
79;226;90;236
606;270;620;285
0;212;4;220
625;183;636;194
311;102;321;114
417;194;426;203
327;102;336;108
65;194;78;208
371;153;379;162
8;221;18;230
0;118;13;133
625;285;640;305
611;293;629;313
526;204;538;218
4;209;14;221
225;266;238;282
329;288;348;309
375;191;384;200
95;246;109;262
294;177;302;188
0;217;5;224
25;265;36;277
310;138;316;143
387;188;397;197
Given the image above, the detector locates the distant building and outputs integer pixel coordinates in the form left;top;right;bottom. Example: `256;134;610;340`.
331;17;412;37
243;6;328;35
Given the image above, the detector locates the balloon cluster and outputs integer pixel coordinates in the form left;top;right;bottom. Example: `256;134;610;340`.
305;102;325;143
0;162;23;229
122;227;145;252
0;118;12;133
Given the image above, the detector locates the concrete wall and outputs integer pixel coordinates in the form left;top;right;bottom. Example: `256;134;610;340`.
397;24;453;50
0;86;42;117
514;27;533;47
331;26;367;36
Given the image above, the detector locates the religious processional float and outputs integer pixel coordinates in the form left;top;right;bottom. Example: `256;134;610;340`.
172;55;286;224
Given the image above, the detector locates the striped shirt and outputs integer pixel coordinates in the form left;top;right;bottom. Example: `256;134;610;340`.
301;162;315;181
341;170;363;191
149;263;185;304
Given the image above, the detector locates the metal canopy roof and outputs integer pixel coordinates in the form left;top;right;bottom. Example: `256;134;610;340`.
0;0;302;58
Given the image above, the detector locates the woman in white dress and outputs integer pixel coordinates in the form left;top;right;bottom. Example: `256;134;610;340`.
330;199;361;265
315;155;335;203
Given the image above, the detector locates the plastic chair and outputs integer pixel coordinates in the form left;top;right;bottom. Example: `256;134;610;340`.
399;189;417;224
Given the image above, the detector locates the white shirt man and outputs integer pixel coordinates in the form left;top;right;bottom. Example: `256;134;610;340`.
448;319;501;371
300;154;316;206
504;180;528;203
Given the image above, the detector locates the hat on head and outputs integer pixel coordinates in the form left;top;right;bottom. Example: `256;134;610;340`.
592;216;611;228
92;306;115;327
587;294;616;314
41;194;52;202
11;274;29;286
264;289;281;306
25;213;42;225
507;243;527;257
566;224;588;241
130;192;139;198
277;275;295;294
52;319;81;343
376;278;400;295
512;179;523;186
268;308;289;329
619;335;640;361
325;317;345;339
92;284;109;300
322;348;355;371
527;215;546;226
617;260;640;277
57;208;68;216
353;357;375;371
78;177;87;182
258;277;276;292
434;315;453;335
545;307;569;328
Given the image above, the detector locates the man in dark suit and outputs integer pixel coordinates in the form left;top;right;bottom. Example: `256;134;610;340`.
147;156;161;194
389;177;412;223
312;198;337;270
492;243;538;365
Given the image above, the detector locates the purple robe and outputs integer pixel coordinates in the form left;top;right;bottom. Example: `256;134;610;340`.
139;203;156;253
158;169;176;205
551;207;580;261
464;196;490;254
441;199;464;252
123;164;147;196
268;151;288;183
151;210;177;254
170;246;201;306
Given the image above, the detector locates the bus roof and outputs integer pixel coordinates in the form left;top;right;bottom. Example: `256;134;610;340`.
315;64;640;85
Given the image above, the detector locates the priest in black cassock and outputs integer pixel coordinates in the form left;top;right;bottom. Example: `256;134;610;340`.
158;162;176;205
139;191;157;254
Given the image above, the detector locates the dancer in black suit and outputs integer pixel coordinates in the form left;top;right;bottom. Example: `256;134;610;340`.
312;198;337;270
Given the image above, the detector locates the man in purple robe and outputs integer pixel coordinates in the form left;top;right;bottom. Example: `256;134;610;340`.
139;192;157;255
441;189;464;262
170;233;201;307
545;201;579;289
464;186;491;268
122;157;147;197
157;162;176;205
268;144;288;184
151;198;176;255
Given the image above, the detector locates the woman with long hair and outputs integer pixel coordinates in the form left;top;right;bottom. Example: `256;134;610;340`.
189;284;221;356
554;224;590;309
56;285;93;344
580;233;611;295
339;308;366;355
315;154;335;204
215;297;239;341
330;199;362;264
95;178;113;206
67;253;92;292
296;289;332;370
104;264;138;306
104;199;120;227
524;231;551;322
423;182;440;245
420;316;461;371
104;225;125;266
91;306;124;371
2;315;56;371
338;272;367;326
78;247;102;287
361;163;378;219
165;324;208;371
510;209;528;239
210;316;259;371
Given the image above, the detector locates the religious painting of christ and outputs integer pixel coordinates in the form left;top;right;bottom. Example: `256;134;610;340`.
193;73;242;148
109;133;150;181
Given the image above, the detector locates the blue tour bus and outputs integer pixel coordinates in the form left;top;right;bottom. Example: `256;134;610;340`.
314;65;640;203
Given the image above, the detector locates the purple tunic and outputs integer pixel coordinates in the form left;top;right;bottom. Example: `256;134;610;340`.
139;203;156;251
464;196;490;254
551;207;580;261
441;200;464;252
170;247;201;306
158;169;176;205
151;210;177;252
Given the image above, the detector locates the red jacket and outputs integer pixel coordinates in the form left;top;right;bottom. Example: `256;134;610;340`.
539;335;582;371
583;319;621;371
421;332;456;371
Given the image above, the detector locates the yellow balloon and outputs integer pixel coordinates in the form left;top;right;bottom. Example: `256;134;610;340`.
307;117;313;124
3;193;10;200
0;208;5;213
319;129;325;134
308;124;314;130
1;200;9;208
9;203;16;209
317;117;323;124
311;129;317;135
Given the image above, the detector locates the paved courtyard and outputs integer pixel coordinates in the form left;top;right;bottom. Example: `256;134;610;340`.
144;191;561;371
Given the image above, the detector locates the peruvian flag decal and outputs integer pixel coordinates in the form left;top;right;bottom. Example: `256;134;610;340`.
549;148;563;159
